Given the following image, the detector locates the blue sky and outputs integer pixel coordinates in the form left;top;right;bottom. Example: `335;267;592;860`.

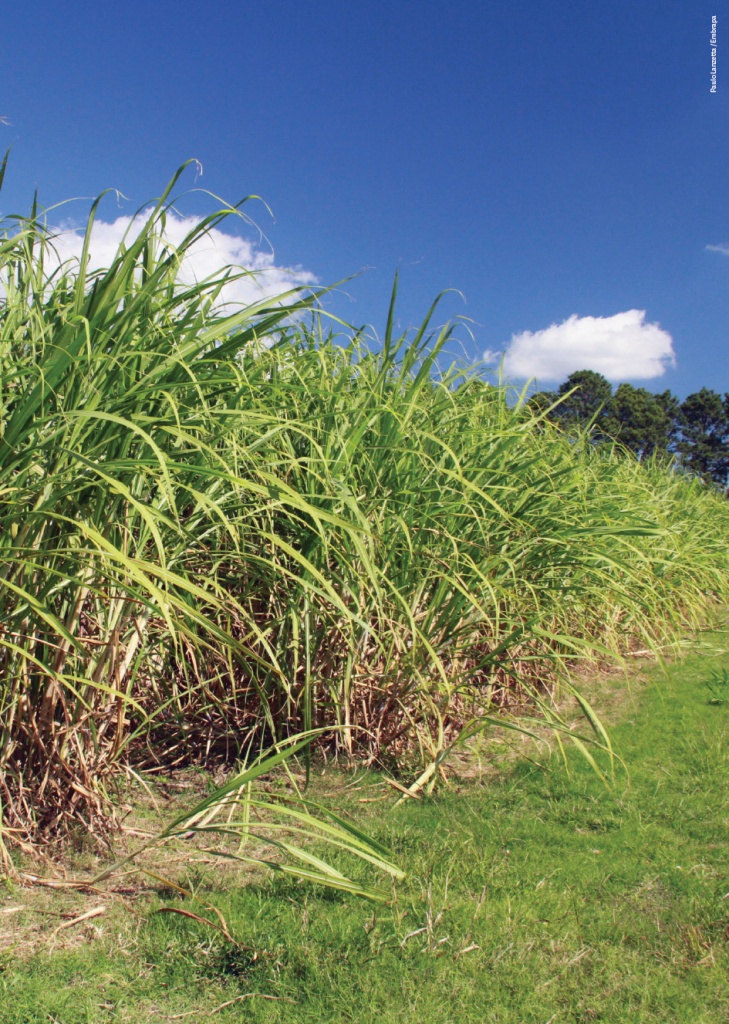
2;1;727;397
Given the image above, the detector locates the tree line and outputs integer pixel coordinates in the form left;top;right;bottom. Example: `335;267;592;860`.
528;370;729;489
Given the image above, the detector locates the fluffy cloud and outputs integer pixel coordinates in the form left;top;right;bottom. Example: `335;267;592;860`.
47;209;317;312
485;310;675;382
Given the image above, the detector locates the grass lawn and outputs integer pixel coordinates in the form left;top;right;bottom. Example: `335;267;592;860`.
2;633;728;1023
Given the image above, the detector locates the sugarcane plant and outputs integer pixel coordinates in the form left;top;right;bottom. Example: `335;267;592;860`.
1;157;728;862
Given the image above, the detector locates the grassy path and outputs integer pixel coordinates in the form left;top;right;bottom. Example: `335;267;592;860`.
2;636;728;1023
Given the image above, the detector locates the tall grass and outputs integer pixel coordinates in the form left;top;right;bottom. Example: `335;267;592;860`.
1;164;728;846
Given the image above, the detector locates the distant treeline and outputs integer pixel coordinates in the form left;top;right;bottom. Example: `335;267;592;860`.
529;370;729;489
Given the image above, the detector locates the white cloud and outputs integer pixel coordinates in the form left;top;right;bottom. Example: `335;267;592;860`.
46;209;317;313
706;243;729;256
488;310;675;382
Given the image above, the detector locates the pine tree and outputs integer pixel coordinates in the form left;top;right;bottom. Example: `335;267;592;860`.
678;388;729;487
603;383;677;459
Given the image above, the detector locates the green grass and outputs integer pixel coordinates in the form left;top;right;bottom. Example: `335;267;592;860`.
2;633;728;1023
